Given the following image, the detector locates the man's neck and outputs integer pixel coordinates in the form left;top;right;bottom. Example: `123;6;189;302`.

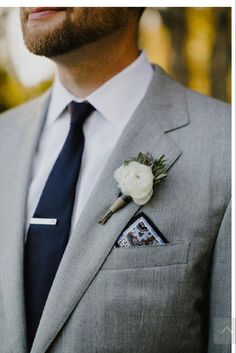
52;24;140;98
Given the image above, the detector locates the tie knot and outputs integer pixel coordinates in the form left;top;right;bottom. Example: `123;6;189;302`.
69;101;95;126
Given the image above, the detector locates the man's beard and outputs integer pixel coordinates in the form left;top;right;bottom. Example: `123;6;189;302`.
20;8;130;57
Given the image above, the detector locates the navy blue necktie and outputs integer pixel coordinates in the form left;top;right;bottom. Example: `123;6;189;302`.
24;101;94;349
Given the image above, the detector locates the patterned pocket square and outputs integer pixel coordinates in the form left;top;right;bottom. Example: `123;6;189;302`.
115;212;168;248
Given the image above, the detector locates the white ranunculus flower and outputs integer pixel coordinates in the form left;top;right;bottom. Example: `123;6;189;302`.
114;161;154;205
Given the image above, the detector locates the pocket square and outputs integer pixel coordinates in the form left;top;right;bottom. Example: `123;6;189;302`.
115;212;168;248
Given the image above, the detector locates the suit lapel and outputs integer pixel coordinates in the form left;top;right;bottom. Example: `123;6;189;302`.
0;91;51;353
31;66;189;353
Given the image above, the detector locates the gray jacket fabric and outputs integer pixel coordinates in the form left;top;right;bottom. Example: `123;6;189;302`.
0;65;231;353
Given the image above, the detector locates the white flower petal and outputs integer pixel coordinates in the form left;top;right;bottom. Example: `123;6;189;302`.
132;188;154;205
114;161;154;205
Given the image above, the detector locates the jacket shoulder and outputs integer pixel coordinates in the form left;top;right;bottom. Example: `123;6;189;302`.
184;86;231;127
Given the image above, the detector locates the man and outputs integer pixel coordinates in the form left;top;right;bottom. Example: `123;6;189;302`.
0;7;231;353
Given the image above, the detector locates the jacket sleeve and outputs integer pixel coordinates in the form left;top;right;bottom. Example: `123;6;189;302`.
208;198;231;353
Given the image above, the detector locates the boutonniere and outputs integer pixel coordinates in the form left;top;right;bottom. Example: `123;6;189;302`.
99;153;167;224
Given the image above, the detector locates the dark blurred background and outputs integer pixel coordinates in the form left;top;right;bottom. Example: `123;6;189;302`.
0;7;231;114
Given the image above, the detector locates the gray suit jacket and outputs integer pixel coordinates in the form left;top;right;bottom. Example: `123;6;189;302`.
0;65;231;353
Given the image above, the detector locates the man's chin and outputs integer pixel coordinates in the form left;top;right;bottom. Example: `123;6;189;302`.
22;16;72;57
24;34;78;58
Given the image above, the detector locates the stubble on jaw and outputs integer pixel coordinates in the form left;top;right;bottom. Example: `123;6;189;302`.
20;7;131;58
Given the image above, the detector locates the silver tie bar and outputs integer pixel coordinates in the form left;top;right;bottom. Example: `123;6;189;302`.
30;218;57;226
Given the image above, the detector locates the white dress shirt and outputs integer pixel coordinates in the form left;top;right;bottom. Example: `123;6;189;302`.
27;51;154;232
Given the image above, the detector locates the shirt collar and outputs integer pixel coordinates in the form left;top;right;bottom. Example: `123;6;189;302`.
46;51;154;130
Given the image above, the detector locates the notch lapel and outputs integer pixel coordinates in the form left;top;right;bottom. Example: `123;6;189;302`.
0;91;51;353
31;66;190;353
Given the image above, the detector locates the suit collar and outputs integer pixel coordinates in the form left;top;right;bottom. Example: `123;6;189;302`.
142;65;189;132
30;65;189;353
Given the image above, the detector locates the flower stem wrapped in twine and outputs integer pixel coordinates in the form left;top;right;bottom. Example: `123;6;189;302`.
99;194;132;225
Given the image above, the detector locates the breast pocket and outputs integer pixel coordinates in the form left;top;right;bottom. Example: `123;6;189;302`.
101;241;190;271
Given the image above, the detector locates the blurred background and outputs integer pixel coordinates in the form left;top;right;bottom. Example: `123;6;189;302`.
0;7;231;114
